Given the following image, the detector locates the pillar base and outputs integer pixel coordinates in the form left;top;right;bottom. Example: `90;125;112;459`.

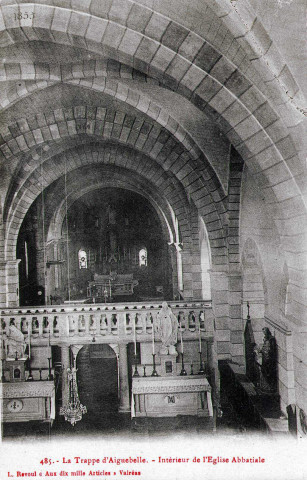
118;406;130;414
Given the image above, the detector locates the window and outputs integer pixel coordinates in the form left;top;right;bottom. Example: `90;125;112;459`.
78;249;87;269
139;248;147;267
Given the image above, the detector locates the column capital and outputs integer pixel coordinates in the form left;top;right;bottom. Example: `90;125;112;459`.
168;242;183;252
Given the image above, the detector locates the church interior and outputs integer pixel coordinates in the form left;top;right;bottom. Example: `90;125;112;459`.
0;0;306;440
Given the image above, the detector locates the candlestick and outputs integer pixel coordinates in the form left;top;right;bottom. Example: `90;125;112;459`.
180;352;187;376
133;316;137;355
152;321;155;355
109;279;112;299
179;321;184;353
47;357;53;381
151;354;159;376
133;354;140;377
199;323;202;353
198;352;205;375
28;321;31;360
143;365;147;377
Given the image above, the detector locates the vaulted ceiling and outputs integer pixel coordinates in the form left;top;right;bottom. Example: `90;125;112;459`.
0;1;305;313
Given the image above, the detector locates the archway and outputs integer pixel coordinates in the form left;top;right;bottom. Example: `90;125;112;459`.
17;186;175;305
76;344;118;420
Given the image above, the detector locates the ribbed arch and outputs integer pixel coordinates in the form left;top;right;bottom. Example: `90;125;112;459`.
3;100;226;226
0;4;304;247
45;164;180;245
6;143;228;266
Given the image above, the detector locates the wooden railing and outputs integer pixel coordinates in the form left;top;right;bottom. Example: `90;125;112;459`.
0;301;213;346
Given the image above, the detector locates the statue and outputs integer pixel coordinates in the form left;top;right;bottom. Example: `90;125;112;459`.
254;327;277;394
5;322;27;360
155;302;178;355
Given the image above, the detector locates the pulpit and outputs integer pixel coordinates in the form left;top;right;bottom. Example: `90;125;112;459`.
132;375;213;418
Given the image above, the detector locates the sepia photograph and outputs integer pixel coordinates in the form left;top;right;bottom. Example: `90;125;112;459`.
0;0;306;478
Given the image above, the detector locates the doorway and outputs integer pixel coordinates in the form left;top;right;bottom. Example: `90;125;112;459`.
76;344;118;420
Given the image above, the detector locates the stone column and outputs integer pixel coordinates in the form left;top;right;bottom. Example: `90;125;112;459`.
181;248;194;300
228;272;244;368
118;343;130;413
0;260;21;307
209;269;244;369
61;345;70;408
168;242;184;297
209;270;230;359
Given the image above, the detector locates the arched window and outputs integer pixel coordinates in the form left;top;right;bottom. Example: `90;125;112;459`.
78;249;87;269
139;248;147;267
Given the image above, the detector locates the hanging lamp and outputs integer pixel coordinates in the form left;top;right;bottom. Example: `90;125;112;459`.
60;159;87;425
60;347;87;425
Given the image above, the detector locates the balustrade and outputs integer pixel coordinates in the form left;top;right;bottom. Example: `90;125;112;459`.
0;301;213;346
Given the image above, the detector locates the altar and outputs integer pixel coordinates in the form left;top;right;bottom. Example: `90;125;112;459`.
132;375;213;418
87;273;138;298
1;381;55;424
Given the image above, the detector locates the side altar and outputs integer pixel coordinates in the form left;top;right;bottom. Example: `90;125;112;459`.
1;381;55;424
1;321;55;424
132;375;212;418
131;302;213;419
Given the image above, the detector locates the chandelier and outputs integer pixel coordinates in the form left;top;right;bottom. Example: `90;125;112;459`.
60;348;87;426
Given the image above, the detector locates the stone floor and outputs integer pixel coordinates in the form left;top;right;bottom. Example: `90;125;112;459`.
1;388;252;441
3;363;283;441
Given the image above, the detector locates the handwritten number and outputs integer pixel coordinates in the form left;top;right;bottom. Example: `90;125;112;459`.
14;12;35;21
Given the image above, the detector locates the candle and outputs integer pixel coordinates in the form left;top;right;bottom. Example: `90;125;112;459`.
179;322;184;353
109;279;112;298
152;322;155;355
28;321;31;359
133;316;137;355
199;324;202;353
